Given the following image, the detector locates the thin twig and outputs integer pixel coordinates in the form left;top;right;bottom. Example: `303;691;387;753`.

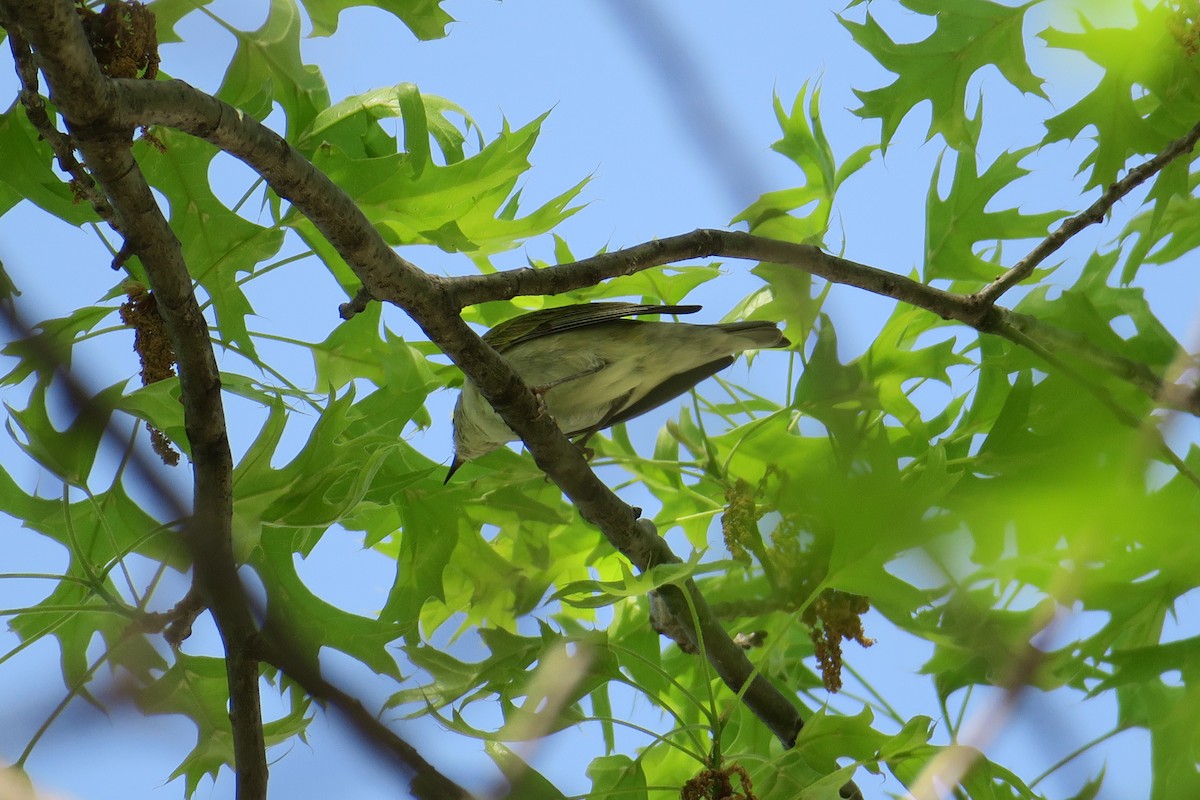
338;285;375;320
6;28;115;222
976;117;1200;305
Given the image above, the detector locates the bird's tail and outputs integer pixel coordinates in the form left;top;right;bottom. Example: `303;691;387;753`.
714;321;791;350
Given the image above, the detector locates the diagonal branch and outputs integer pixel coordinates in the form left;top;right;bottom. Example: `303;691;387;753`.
0;0;267;795
108;77;819;750
975;116;1200;305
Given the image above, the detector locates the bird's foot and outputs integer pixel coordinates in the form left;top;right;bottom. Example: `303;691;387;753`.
529;362;606;418
573;431;596;461
528;384;553;420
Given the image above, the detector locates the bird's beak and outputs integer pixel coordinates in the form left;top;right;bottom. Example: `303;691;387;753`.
444;455;465;485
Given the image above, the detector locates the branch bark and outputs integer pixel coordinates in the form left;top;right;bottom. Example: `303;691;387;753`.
0;0;270;794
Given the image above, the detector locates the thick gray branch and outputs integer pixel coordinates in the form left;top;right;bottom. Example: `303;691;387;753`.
109;77;815;745
0;0;268;794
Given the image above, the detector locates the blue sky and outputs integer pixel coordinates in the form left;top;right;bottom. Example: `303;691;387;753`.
3;1;1196;798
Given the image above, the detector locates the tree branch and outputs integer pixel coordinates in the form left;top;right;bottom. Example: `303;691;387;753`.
975;116;1200;305
448;230;970;318
0;2;267;796
6;29;114;222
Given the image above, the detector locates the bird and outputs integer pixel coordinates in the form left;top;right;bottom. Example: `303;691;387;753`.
445;301;790;482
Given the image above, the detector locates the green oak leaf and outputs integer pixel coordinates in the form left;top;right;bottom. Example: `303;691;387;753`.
149;0;215;44
4;379;125;487
294;112;585;255
843;0;1045;150
252;531;403;677
1117;165;1199;281
300;0;453;40
735;84;876;244
1040;3;1200;189
216;0;332;137
925;133;1065;282
587;755;647;800
135;131;285;358
136;654;313;798
1;305;113;386
0;105;100;225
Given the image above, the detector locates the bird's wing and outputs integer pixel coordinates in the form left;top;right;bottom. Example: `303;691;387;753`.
484;302;702;352
584;355;736;433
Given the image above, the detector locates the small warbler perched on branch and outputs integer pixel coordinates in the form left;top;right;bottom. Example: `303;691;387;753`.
445;301;789;482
